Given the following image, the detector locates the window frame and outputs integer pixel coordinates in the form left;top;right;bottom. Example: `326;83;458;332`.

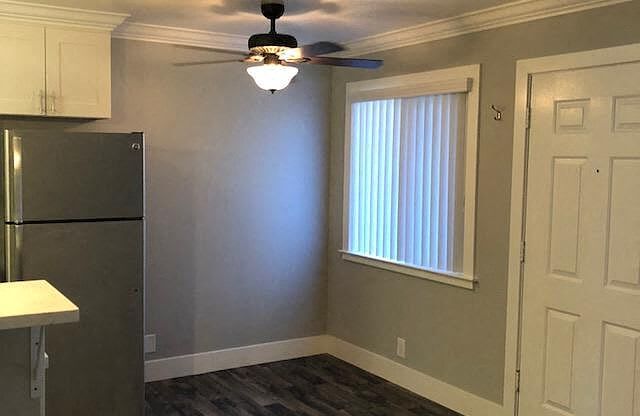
341;64;481;290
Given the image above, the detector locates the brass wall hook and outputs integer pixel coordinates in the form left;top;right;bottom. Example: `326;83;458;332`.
491;105;503;121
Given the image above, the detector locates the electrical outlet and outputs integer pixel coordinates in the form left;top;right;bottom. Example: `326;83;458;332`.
144;334;157;354
396;337;406;359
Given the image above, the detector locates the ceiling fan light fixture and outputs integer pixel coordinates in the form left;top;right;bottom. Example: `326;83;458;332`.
174;3;382;85
247;63;298;93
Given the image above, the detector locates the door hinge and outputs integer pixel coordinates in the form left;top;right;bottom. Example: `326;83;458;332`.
525;106;531;129
520;241;526;264
515;369;521;393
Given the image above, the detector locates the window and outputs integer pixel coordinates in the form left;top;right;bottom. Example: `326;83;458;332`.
341;65;480;289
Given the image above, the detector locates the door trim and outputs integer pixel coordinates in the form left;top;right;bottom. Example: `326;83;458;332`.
506;42;640;416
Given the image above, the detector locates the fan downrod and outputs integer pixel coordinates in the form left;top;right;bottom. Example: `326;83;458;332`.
249;2;297;53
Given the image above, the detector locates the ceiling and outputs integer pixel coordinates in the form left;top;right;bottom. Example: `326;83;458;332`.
18;0;521;44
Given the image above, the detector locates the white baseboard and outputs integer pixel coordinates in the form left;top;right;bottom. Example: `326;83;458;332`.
144;335;329;382
145;335;508;416
325;336;507;416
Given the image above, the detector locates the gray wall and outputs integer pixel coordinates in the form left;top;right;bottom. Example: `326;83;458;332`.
327;1;640;404
3;1;640;405
2;38;332;359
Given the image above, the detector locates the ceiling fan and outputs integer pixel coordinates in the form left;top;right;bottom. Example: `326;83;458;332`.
175;1;383;93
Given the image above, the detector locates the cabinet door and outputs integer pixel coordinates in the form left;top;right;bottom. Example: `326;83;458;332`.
45;27;111;118
0;20;45;116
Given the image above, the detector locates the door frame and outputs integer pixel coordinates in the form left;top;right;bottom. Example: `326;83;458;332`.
505;42;640;416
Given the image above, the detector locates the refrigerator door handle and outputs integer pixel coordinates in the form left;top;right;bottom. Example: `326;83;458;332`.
4;132;24;223
5;225;23;282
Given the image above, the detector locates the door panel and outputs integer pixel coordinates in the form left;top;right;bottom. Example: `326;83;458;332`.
613;96;640;132
542;309;579;414
0;20;45;116
549;158;585;279
45;27;111;118
5;131;143;222
520;61;640;416
13;221;144;416
600;323;640;416
605;159;640;293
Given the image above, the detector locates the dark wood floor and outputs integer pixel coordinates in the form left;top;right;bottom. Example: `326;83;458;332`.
145;354;461;416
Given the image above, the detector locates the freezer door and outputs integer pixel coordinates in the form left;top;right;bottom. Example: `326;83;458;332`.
3;130;143;222
0;329;42;416
6;221;144;416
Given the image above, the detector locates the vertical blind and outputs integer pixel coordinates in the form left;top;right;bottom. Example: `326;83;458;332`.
346;93;467;273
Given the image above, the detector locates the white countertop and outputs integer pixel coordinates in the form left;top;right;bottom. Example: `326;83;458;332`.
0;280;79;331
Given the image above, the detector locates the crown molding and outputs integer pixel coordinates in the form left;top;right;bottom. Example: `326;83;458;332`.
2;0;625;51
0;0;129;30
342;0;632;57
113;22;248;52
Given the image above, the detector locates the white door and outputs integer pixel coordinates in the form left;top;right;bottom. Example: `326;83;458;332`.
0;20;45;116
520;61;640;416
45;27;111;118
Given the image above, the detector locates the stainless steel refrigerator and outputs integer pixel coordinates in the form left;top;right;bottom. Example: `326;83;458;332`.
1;129;145;416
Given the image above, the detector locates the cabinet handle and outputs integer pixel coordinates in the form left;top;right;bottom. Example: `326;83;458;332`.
39;90;45;115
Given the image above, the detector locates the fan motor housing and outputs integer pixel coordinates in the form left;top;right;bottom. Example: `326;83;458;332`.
248;33;298;54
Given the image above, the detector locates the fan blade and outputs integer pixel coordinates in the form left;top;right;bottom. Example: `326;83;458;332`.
279;41;345;60
173;59;245;67
174;54;264;67
300;41;345;56
307;56;383;69
174;44;248;55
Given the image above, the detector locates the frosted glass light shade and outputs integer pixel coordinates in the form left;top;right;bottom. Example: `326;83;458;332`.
247;64;299;92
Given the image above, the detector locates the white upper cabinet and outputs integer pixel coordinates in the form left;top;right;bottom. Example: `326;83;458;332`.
45;27;111;118
0;21;46;116
0;4;126;119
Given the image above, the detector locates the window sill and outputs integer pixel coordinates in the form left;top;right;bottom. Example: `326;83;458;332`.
340;251;476;290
